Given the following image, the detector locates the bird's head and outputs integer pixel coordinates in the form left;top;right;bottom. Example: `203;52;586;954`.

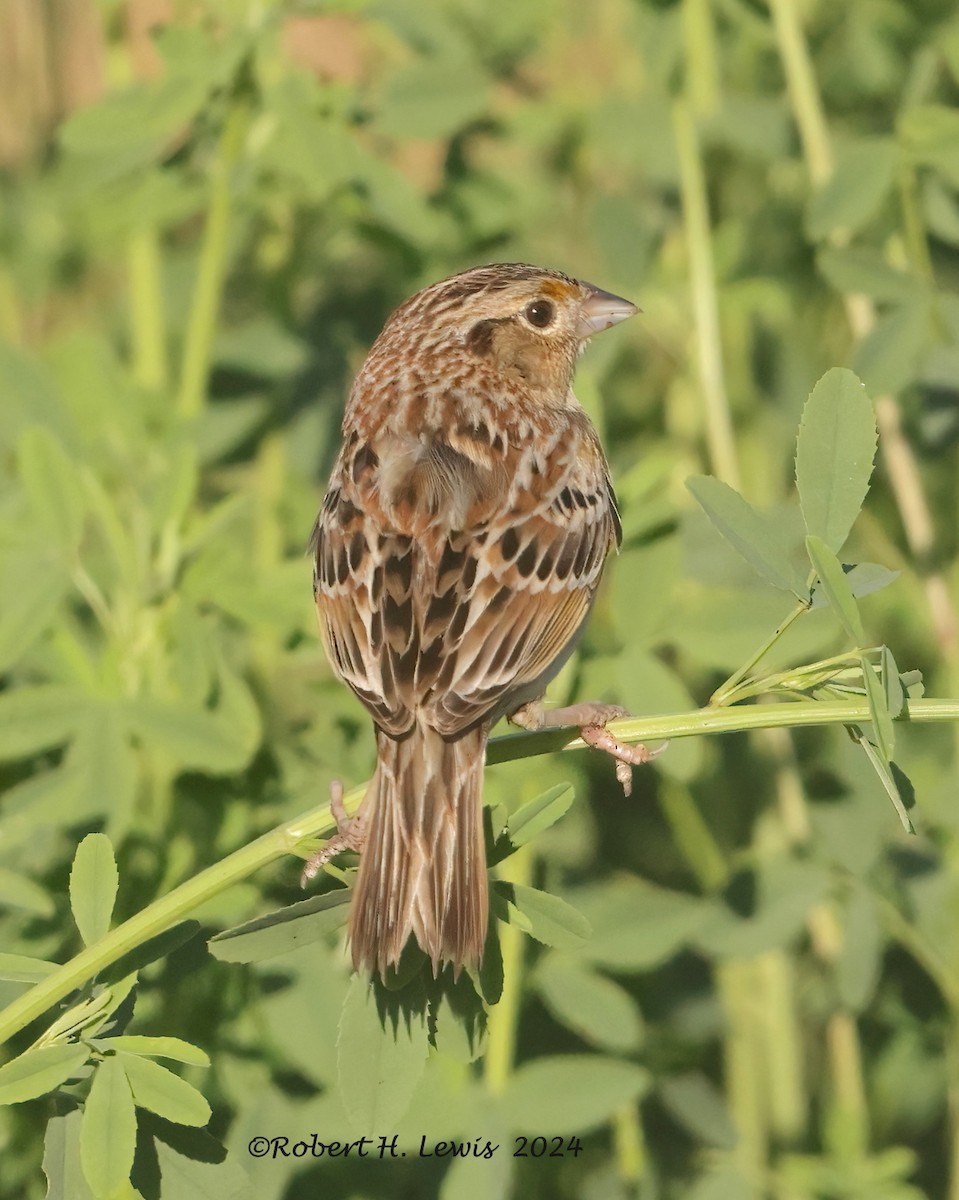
361;263;638;407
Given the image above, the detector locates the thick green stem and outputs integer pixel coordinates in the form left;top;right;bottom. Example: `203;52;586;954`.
673;98;740;489
176;101;249;421
127;228;168;392
489;697;959;764
613;1102;646;1192
767;0;833;185
1;697;957;1048
483;845;531;1094
659;779;728;891
718;959;766;1196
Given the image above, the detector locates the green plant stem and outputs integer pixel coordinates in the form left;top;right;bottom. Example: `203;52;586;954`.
767;0;833;185
1;697;958;1048
718;959;766;1196
711;599;810;705
0;781;350;1048
176;101;248;421
757;951;806;1142
681;0;721;116
672;98;740;489
613;1102;646;1192
127;228;168;392
897;164;935;286
659;779;729;891
484;845;531;1095
489;697;959;764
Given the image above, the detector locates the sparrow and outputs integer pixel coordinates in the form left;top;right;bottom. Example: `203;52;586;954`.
305;262;655;978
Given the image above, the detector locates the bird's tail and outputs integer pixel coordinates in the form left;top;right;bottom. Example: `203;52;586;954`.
349;724;489;977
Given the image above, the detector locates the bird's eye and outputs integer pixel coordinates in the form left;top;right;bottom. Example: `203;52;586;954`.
524;299;555;329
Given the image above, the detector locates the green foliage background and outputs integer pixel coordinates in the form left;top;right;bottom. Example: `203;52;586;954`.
1;0;959;1197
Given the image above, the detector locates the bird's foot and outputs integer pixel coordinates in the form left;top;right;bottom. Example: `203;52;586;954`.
509;700;667;797
300;780;367;886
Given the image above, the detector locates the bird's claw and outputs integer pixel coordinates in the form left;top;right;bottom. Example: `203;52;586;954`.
300;780;366;886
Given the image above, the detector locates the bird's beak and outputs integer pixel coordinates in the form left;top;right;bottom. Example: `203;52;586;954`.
577;285;639;339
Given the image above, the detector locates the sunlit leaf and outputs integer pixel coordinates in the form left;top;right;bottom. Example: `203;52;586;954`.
493;882;591;949
0;1044;89;1106
796;369;877;553
501;1055;650;1134
806;138;896;238
862;656;895;761
535;956;644;1052
686;476;807;598
0;952;59;983
43;1109;93;1200
805;536;866;644
337;975;429;1131
118;1052;211;1127
208;892;350;962
80;1057;136;1198
69;833;118;947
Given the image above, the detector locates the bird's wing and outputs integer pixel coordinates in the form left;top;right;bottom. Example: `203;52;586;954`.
313;413;620;738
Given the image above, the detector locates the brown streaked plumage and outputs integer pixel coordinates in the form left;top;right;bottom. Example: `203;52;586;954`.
307;262;653;978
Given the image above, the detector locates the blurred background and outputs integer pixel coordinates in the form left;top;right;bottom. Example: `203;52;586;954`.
1;0;959;1197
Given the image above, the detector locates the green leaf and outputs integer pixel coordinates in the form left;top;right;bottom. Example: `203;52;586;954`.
42;974;138;1045
0;684;88;760
90;1036;209;1067
659;1073;737;1149
152;1133;253;1200
686;476;807;598
377;56;491;139
118;1052;211;1126
125;685;259;775
806;137;896;238
76;708;139;839
899;104;959;187
836;887;883;1012
438;1126;514;1200
795;369;877;553
70;833;119;947
535;956;644;1052
493;882;591;949
427;973;488;1063
805;536;865;645
862;656;895;761
853;300;932;396
695;860;831;958
0;868;56;917
881;645;905;719
17;425;87;552
501;1055;650;1134
0;339;68;447
208;891;350;962
856;737;915;834
0;550;70;672
492;783;574;862
0;1044;89;1105
575;878;706;971
337;975;429;1132
80;1056;137;1199
43;1109;94;1200
807;562;899;608
0;952;59;983
816;247;924;304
